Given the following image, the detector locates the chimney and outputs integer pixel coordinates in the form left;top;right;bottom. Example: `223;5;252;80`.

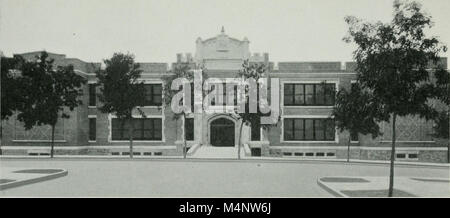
176;53;182;63
186;53;193;62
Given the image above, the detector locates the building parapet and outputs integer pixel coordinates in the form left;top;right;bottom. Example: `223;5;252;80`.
345;57;447;72
139;63;169;73
278;62;342;72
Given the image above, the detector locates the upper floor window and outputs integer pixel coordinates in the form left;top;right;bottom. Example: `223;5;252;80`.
210;83;238;106
144;84;162;106
89;84;96;107
284;83;335;106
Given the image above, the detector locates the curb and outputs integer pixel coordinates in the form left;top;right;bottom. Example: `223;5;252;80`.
0;169;68;191
1;156;449;168
316;178;345;197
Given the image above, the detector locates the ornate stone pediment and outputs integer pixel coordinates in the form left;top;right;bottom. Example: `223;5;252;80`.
195;27;250;61
195;27;250;70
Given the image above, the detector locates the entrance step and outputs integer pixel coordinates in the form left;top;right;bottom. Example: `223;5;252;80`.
190;145;245;159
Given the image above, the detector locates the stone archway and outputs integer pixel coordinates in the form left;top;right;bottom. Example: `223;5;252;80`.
210;118;235;147
206;115;239;147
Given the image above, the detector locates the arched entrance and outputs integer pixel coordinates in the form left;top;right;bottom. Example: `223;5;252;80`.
210;118;235;147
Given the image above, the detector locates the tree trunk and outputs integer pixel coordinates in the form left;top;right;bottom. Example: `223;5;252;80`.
129;118;133;158
237;121;244;159
183;114;187;159
347;136;351;162
50;124;55;158
388;113;396;197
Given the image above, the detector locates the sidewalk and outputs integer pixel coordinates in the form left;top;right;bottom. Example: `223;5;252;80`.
0;167;68;191
317;176;450;197
1;155;448;168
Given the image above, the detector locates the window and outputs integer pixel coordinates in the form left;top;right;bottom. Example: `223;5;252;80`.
185;118;194;141
284;118;335;141
211;83;238;106
111;118;162;141
350;131;359;142
89;84;96;107
284;83;335;106
396;153;406;159
190;83;194;111
89;118;96;141
144;84;162;106
251;119;261;141
408;153;418;159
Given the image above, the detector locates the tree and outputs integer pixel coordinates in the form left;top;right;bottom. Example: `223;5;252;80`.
235;60;279;159
1;56;24;120
96;53;146;158
432;69;450;162
1;55;25;154
344;0;447;196
16;52;86;158
162;63;208;158
333;82;383;162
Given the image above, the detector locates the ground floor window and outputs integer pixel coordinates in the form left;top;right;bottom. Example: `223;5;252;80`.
284;118;335;141
185;118;194;141
111;118;162;141
89;118;96;141
14;119;65;141
350;131;359;142
251;119;261;141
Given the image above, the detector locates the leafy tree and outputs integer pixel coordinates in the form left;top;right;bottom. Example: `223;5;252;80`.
162;63;208;158
1;55;25;154
1;56;24;120
432;69;450;162
344;0;447;197
236;60;279;159
16;52;86;158
433;111;449;140
96;53;146;158
333;82;383;162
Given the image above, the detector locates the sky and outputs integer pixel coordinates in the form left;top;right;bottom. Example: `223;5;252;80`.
0;0;449;63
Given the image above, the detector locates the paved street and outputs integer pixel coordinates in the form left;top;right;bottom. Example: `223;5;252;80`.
0;158;448;197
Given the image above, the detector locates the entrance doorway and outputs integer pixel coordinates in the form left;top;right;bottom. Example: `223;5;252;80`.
210;118;235;147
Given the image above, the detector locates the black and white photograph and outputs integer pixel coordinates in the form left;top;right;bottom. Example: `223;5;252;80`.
0;0;449;204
